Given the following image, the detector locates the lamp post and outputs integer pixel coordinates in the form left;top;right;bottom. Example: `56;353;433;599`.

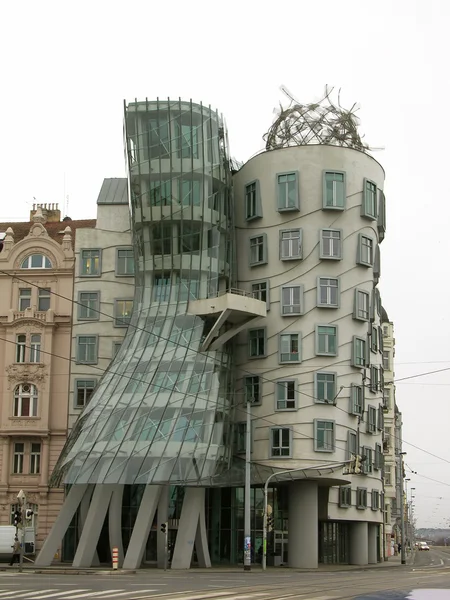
243;399;252;571
17;490;26;573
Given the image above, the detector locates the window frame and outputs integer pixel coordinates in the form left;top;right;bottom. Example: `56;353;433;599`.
353;288;370;321
76;334;99;365
20;254;52;269
248;327;267;359
323;170;346;210
371;489;380;511
276;171;300;212
270;427;292;458
249;233;268;267
347;430;357;460
356;487;368;509
339;486;352;508
371;325;378;353
30;334;41;363
279;228;302;261
315;325;338;357
114;299;134;328
275;379;298;411
351;336;367;368
362;178;378;220
314;371;337;404
370;365;380;393
74;378;97;409
37;288;51;312
357;234;374;267
13;384;38;418
80;248;102;277
16;334;26;363
112;341;122;358
29;442;41;475
115;247;135;277
314;419;335;453
350;384;364;416
362;446;373;474
251;280;270;310
279;332;302;364
13;442;25;474
367;405;377;433
245;180;262;221
317;277;340;308
244;375;261;405
18;288;32;312
319;228;343;260
78;291;100;321
280;285;304;316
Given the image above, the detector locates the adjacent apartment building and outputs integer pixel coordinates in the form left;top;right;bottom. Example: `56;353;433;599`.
0;205;94;550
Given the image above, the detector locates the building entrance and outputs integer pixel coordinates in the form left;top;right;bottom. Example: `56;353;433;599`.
273;530;289;566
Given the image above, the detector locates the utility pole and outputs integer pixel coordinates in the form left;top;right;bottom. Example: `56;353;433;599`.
17;490;26;573
243;399;252;571
160;522;168;571
398;453;406;565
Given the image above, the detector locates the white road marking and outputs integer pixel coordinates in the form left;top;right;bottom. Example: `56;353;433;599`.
26;591;91;599
0;592;37;598
61;591;125;599
0;592;59;599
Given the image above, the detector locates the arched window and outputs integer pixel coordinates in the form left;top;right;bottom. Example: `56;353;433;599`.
21;254;52;269
13;383;38;417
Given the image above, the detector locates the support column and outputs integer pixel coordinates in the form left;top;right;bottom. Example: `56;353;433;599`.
195;490;211;568
288;481;318;569
109;485;125;568
35;484;88;566
349;521;369;565
123;485;161;570
368;523;378;564
172;487;210;570
157;486;169;569
1;438;9;485
73;485;114;568
78;485;99;566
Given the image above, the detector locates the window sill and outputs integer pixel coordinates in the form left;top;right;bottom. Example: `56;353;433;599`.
78;318;100;322
277;207;300;213
316;353;338;358
10;417;40;421
356;261;373;268
79;274;101;278
339;504;350;509
245;215;262;222
361;212;377;221
249;262;268;268
314;448;335;453
248;355;267;360
317;304;339;309
115;273;135;277
280;256;302;262
275;407;297;412
320;255;342;261
356;506;367;510
322;205;345;211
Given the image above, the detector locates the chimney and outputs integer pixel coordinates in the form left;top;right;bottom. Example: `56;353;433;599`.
29;202;61;222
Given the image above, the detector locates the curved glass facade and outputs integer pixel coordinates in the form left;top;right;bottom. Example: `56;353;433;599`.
51;99;236;486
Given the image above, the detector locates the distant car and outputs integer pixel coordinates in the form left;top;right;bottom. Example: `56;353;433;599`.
418;542;430;551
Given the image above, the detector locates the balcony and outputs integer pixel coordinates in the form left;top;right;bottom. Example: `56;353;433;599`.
0;308;71;327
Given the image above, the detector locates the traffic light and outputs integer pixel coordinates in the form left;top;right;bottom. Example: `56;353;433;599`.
267;515;274;531
13;510;22;527
25;509;33;521
160;522;167;534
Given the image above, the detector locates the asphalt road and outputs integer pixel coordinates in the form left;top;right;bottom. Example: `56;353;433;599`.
0;549;448;599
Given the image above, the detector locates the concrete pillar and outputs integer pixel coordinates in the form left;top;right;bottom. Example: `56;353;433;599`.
35;484;88;566
123;485;161;570
288;481;318;569
195;489;211;568
349;521;369;565
79;485;99;566
368;523;378;564
157;486;169;569
171;487;210;570
73;485;114;567
109;484;125;567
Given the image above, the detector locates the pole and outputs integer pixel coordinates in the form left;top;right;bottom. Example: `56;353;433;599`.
243;401;251;571
164;525;168;571
19;499;26;573
399;459;406;565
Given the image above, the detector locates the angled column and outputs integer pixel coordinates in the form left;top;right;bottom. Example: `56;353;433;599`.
35;484;88;566
157;486;169;569
73;485;114;567
123;485;161;570
288;481;318;568
79;485;100;566
171;487;210;570
195;489;211;568
109;484;125;567
368;523;378;564
349;521;369;565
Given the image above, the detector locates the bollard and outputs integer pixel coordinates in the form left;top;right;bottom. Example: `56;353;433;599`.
112;546;119;570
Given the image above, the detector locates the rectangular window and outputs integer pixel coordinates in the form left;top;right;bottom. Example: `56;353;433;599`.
316;325;337;356
154;273;172;301
350;384;364;416
279;333;301;363
371;325;378;353
277;172;299;211
244;375;261;404
323;171;345;209
16;335;26;363
354;289;370;321
76;335;98;364
30;443;41;474
367;405;377;433
152;223;174;255
245;181;261;220
377;405;384;431
382;351;390;370
357;234;374;267
370;366;379;392
371;490;380;511
112;342;122;357
177;122;199;159
320;229;342;260
116;248;135;276
75;379;96;408
78;292;99;320
178;277;199;301
276;380;297;410
270;427;291;457
374;443;383;470
13;443;24;474
80;249;101;276
19;288;31;311
352;336;366;367
362;446;373;473
148;118;170;159
383;325;389;337
383;387;390;411
30;334;41;363
38;288;51;311
180;223;202;254
339;486;352;508
317;277;339;308
378;327;383;352
114;300;134;327
362;179;378;219
357;488;367;509
347;431;357;459
314;419;335;452
281;285;303;316
249;234;267;266
180;179;201;206
248;328;266;358
315;372;337;404
384;466;392;486
251;281;269;308
234;422;247;454
280;229;302;260
150;179;172;206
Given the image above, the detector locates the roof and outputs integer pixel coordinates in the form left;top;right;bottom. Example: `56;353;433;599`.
0;219;97;245
96;178;128;205
381;305;390;323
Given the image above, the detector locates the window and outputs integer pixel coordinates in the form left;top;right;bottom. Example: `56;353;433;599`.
76;335;98;364
116;248;135;276
314;419;335;452
248;328;266;358
362;446;373;473
13;443;24;474
384;466;392;486
249;234;267;266
154;273;172;301
367;405;377;433
370;366;380;392
371;490;380;511
315;372;337;404
383;325;389;337
21;254;52;269
316;325;337;356
323;171;345;209
371;325;378;353
179;179;201;206
280;229;302;260
339;486;352;508
276;380;297;410
78;292;99;320
353;289;370;321
279;333;301;363
177;122;199;159
251;281;269;308
377;405;384;431
347;431;357;459
270;427;292;457
149;179;172;206
320;229;342;260
244;375;261;405
75;379;97;408
378;189;386;239
383;387;390;411
80;249;101;276
357;488;367;509
30;443;41;474
152;223;174;255
30;334;41;363
178;277;199;301
38;288;51;311
382;351;390;370
378;327;383;352
245;181;262;220
16;335;26;363
114;300;134;327
351;336;366;367
281;285;303;316
350;384;364;416
277;172;299;211
13;384;38;417
317;277;339;308
234;422;247;454
374;443;383;470
357;234;374;267
18;288;31;311
362;179;378;219
112;342;122;357
180;223;202;254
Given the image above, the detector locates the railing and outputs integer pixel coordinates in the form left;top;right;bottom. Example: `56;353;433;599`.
13;310;47;321
216;288;259;300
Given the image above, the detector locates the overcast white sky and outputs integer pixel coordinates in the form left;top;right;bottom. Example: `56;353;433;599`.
1;0;450;528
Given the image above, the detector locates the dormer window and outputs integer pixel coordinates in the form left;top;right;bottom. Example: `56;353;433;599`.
21;254;52;269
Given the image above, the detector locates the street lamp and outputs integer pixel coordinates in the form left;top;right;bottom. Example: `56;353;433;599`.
243;399;252;571
398;453;407;565
17;490;26;573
